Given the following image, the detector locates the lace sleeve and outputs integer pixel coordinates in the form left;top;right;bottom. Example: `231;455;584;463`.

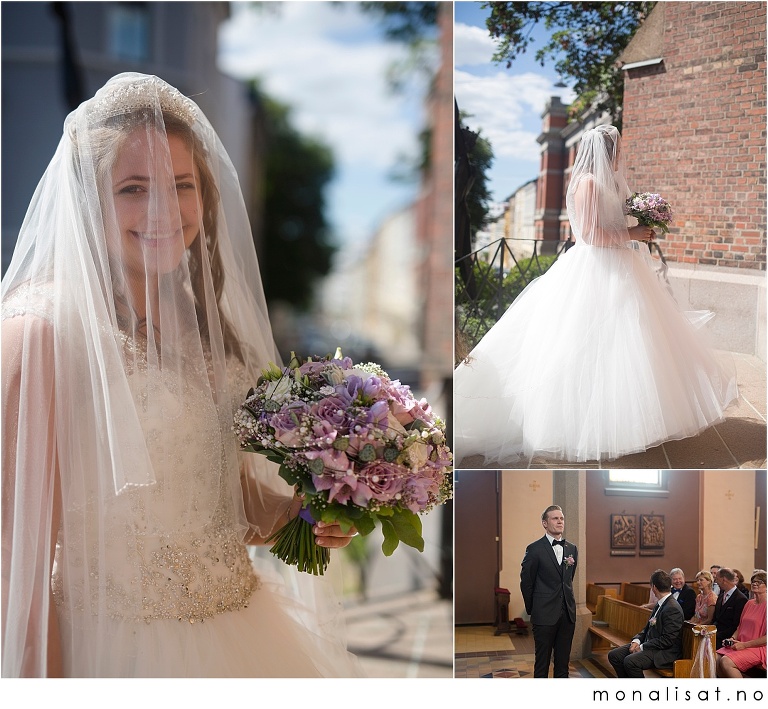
1;311;63;677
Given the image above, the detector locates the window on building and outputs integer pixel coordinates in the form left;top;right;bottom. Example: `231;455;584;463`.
108;3;150;63
605;470;669;497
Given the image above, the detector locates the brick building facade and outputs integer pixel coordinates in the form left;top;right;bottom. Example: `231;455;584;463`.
620;1;766;271
534;2;765;356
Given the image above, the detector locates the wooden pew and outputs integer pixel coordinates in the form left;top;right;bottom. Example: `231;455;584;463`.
586;583;618;614
660;624;717;678
620;582;653;606
590;597;717;678
589;596;650;651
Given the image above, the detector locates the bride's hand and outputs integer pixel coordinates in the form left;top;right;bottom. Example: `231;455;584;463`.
629;225;654;241
313;520;358;549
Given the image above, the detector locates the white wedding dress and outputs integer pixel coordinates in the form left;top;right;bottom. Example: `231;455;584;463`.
455;127;737;465
1;73;363;678
8;297;361;677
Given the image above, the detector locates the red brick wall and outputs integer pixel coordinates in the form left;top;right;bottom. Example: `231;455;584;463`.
621;1;766;270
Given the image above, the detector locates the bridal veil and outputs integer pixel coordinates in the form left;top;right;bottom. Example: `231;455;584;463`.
2;73;354;676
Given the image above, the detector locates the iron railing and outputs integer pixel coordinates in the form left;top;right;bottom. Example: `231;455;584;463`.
456;237;668;354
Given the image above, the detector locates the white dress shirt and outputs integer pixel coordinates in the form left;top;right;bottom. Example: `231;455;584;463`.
546;532;564;564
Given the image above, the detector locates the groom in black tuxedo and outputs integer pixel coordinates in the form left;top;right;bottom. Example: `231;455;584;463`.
608;569;684;677
520;505;578;678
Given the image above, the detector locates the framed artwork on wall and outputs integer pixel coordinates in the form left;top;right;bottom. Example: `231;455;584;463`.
640;514;665;556
610;513;637;556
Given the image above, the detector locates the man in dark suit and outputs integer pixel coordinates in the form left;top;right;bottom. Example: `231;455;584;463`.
608;569;684;678
669;567;697;621
713;567;748;649
520;504;578;678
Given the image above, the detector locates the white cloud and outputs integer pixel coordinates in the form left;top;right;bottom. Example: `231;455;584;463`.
217;3;420;172
454;22;497;67
455;69;575;162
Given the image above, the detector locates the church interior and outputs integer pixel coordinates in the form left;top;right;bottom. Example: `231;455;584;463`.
454;469;767;678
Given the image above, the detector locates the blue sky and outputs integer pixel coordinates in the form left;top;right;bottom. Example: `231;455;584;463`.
454;1;575;202
217;2;435;251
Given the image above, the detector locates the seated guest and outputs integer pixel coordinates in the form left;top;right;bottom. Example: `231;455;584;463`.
752;570;768;600
608;569;684;678
713;567;749;650
733;569;750;598
716;571;767;678
669;568;697;621
692;570;718;625
711;565;722;596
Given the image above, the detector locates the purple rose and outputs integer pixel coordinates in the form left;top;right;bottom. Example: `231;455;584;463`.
311;396;350;432
402;468;442;513
357;461;406;503
270;401;310;447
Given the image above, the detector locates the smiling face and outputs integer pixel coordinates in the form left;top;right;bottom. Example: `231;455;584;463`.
542;509;565;538
109;129;201;279
671;572;685;590
696;573;711;592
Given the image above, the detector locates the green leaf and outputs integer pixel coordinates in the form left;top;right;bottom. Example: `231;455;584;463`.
390;509;425;552
277;465;302;486
354;515;376;537
380;519;400;556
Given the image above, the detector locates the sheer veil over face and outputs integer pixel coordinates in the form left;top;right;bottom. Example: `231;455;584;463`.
1;73;310;677
566;124;632;248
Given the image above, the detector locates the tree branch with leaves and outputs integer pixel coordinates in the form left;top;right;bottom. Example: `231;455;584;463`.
484;2;655;124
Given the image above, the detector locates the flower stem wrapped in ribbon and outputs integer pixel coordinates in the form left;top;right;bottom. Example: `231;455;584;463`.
624;192;673;234
234;349;453;575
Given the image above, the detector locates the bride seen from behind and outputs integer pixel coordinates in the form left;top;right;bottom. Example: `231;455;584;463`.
454;125;737;466
1;73;361;678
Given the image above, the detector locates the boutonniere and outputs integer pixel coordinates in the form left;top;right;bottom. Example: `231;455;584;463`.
564;555;575;567
649;617;657;627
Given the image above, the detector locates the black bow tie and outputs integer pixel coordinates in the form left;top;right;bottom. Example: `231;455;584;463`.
552;539;565;547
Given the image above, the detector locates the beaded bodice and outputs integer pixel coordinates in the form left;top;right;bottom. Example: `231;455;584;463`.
51;331;260;624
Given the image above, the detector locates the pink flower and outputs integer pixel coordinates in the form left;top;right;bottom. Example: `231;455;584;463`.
304;448;351;474
564;555;575;567
313;470;372;507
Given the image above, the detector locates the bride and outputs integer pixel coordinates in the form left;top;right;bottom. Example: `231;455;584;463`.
1;73;362;677
455;125;737;465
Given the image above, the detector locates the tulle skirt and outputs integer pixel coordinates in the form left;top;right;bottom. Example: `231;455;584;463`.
454;241;738;464
58;557;364;678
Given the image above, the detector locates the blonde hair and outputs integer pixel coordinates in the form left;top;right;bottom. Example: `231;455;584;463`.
695;570;713;588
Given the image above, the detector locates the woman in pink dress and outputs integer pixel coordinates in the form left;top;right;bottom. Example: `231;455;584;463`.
716;571;767;677
692;570;718;624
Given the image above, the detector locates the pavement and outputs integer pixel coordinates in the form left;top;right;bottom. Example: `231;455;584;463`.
458;351;766;470
343;590;454;678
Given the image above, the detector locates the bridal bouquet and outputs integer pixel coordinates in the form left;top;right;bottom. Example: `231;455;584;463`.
625;192;673;233
233;349;453;575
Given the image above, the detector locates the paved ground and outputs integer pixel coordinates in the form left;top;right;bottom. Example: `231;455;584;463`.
458;352;766;471
343;590;454;678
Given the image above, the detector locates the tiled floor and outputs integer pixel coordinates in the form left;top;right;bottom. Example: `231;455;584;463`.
455;625;614;678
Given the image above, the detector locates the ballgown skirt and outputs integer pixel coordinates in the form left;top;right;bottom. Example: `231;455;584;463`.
57;553;364;678
454;241;738;464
